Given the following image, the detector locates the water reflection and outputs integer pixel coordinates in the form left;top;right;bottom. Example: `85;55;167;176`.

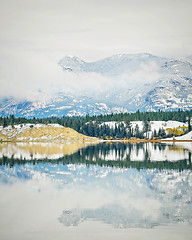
58;199;192;229
1;162;192;230
0;142;93;160
0;142;192;170
0;142;192;239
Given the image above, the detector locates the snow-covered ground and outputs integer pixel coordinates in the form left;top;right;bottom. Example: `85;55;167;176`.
163;131;192;141
0;123;63;137
0;123;95;142
150;120;187;131
100;120;189;139
101;120;187;131
0;123;66;141
0;121;191;141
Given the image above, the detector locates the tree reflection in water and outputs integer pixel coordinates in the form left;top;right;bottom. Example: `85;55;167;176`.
0;142;191;170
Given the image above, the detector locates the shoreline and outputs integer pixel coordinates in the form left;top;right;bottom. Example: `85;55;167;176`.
1;139;192;143
105;139;192;143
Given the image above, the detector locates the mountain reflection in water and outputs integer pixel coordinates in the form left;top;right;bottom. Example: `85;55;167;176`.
0;142;192;239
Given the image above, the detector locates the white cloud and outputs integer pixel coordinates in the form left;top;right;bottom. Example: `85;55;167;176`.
0;49;162;102
0;0;191;100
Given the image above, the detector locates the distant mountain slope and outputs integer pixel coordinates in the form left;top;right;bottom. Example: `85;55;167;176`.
0;94;127;117
0;53;192;117
58;53;165;75
59;54;192;112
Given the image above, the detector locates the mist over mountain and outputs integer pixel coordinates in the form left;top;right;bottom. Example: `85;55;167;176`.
0;53;192;117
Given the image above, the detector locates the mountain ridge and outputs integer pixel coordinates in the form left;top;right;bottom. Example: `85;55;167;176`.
0;53;192;117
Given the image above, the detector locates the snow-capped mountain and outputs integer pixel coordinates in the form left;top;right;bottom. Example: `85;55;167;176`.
59;54;192;112
0;93;127;117
0;53;192;117
58;53;165;75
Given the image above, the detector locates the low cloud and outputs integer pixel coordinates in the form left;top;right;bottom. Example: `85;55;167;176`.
0;51;161;102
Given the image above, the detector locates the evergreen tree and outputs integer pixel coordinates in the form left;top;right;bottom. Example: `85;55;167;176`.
3;118;8;128
154;129;157;138
188;117;191;132
143;120;150;138
125;120;132;138
134;124;140;138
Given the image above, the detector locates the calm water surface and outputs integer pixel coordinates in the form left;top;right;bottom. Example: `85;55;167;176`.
0;142;192;240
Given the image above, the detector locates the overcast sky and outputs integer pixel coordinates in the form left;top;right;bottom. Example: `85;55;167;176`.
0;0;191;100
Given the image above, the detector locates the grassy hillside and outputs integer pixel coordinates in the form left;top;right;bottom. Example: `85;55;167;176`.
0;124;97;142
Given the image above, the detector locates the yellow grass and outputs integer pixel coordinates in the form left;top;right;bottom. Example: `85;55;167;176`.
0;125;98;142
165;127;186;136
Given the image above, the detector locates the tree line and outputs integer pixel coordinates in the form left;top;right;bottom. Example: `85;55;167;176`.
0;109;191;139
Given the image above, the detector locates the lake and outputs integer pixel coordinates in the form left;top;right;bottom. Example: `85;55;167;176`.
0;142;192;240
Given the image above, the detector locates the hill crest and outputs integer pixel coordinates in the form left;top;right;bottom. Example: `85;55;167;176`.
0;124;97;142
